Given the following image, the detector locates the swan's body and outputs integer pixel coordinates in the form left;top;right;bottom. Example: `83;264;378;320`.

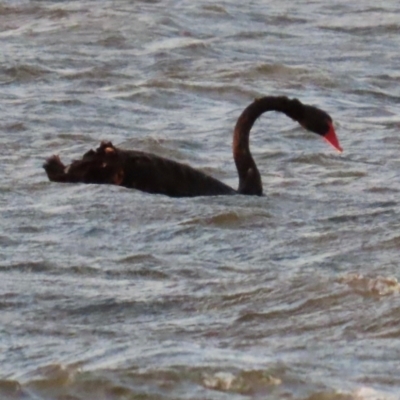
43;96;342;197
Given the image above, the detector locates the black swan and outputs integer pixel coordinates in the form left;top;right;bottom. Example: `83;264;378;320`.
43;96;342;197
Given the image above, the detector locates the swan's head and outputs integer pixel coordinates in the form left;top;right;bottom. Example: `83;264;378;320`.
300;104;342;153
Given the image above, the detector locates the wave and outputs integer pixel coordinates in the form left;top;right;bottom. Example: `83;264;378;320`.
203;370;281;394
338;273;400;296
3;370;395;400
15;363;282;399
180;210;270;228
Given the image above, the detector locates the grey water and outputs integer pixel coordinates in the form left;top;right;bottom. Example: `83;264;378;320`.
1;1;400;399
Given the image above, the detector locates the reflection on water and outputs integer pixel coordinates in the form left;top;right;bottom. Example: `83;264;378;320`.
1;1;400;399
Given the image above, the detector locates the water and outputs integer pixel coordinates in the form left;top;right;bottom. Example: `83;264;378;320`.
1;1;400;399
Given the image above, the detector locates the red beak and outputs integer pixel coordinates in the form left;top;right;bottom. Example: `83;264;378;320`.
324;122;343;153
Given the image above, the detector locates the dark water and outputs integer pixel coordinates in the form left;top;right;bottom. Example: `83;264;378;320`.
1;1;400;399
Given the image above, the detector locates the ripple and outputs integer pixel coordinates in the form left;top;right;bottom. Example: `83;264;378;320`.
0;4;40;16
26;363;81;392
97;33;128;48
290;153;340;166
201;4;229;14
117;253;161;264
1;122;27;132
0;379;22;398
0;261;54;274
363;234;400;251
60;67;114;81
1;64;51;83
321;23;400;36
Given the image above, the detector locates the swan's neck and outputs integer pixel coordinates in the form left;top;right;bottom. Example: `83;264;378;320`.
233;96;301;195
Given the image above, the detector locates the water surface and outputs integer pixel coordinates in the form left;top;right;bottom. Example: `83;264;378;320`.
1;1;400;399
